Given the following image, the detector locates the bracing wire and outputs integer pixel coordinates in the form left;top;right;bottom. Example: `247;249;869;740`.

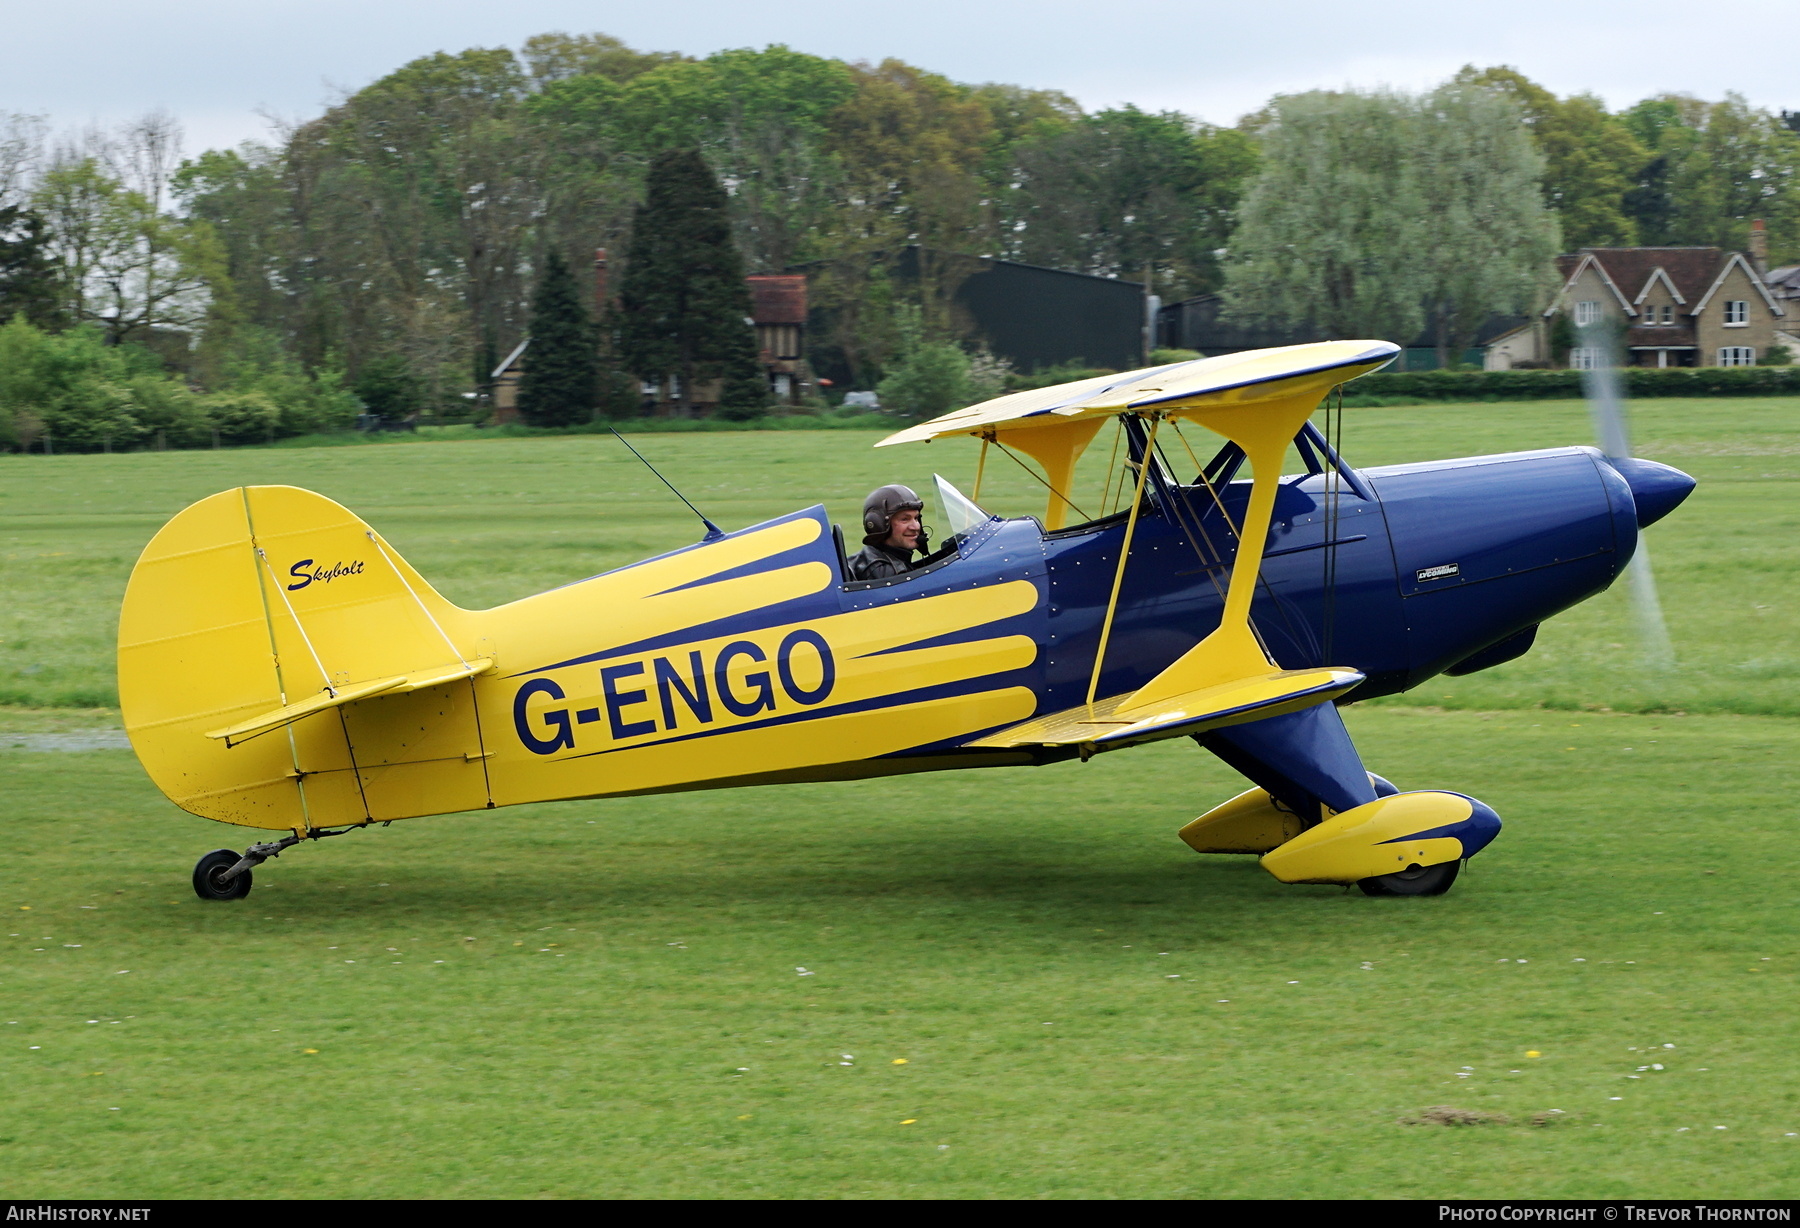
1173;419;1242;542
1320;385;1344;665
367;530;472;671
1088;413;1161;707
257;548;335;698
1099;418;1123;516
1168;417;1207;480
992;439;1090;523
1149;435;1229;580
1154;432;1308;654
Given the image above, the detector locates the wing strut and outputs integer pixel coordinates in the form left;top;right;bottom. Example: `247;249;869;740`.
1087;412;1161;707
1119;379;1333;712
877;340;1399;751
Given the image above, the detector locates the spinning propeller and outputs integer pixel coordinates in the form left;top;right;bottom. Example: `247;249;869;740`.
1578;323;1675;671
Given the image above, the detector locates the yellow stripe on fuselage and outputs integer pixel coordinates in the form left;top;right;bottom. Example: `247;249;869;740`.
484;579;1042;805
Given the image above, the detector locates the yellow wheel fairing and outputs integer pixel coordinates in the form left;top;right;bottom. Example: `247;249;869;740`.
1258;791;1479;885
1178;786;1307;855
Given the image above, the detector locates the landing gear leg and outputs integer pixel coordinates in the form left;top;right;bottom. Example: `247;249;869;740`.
191;834;301;902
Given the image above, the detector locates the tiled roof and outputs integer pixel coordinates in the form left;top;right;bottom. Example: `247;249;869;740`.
747;275;808;325
1559;247;1727;312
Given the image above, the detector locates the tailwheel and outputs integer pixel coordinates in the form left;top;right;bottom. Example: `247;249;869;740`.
193;849;252;901
1358;859;1460;897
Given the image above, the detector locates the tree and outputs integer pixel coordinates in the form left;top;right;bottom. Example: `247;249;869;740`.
304;49;536;382
590;46;857;271
30;115;222;345
1623;94;1800;261
1455;67;1648;248
1223;90;1433;343
518;249;598;426
1002;106;1257;299
0;112;46;210
1416;82;1561;366
687;46;856;272
1225;86;1558;357
521;32;686;86
825;60;996;334
614;149;766;417
0;205;60;326
873;304;1007;419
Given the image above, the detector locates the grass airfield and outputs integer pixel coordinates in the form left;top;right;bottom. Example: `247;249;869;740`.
1;399;1797;1198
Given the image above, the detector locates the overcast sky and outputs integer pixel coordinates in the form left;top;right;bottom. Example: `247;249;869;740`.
7;0;1798;155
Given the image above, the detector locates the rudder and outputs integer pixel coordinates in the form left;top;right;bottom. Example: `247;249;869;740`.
119;486;487;831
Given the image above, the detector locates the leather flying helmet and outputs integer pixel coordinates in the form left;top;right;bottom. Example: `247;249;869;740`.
862;484;924;542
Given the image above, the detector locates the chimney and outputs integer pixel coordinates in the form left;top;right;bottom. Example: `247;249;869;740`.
1749;220;1768;274
593;248;609;316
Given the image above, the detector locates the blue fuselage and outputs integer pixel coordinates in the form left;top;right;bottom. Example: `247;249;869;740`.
830;444;1688;758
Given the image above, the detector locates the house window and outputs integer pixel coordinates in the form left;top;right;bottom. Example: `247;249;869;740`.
1718;346;1756;367
758;324;802;360
1662;305;1675;324
1724;300;1749;325
1573;300;1602;326
1570;347;1605;370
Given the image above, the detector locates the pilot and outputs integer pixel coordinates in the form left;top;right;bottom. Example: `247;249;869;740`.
848;484;930;580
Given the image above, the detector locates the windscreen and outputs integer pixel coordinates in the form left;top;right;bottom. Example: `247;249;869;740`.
934;473;994;551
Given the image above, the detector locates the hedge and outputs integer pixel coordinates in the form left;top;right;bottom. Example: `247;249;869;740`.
1349;366;1800;401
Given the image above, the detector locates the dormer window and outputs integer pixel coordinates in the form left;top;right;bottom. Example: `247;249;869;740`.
1663;305;1675;325
1574;300;1602;326
1724;300;1749;325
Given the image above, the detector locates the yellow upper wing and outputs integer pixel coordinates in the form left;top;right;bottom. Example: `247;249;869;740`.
875;341;1399;448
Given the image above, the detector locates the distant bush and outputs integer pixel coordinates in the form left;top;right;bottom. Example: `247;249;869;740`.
1149;348;1202;364
204;391;283;444
876;341;974;419
1354;366;1800;401
0;315;360;451
0;317;166;451
1005;360;1117;392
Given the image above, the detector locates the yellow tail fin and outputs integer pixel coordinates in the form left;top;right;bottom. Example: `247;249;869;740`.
119;486;487;831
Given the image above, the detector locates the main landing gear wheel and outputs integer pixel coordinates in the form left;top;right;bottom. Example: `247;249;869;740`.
1358;859;1460;897
193;849;252;901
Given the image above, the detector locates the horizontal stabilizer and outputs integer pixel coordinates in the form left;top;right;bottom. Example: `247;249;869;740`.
967;667;1362;750
205;658;492;745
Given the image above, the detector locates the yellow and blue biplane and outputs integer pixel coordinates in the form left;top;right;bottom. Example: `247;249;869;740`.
119;341;1694;901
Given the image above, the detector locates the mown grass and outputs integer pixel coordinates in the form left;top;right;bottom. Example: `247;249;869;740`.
1;707;1797;1198
1;395;1794;715
0;395;1797;1197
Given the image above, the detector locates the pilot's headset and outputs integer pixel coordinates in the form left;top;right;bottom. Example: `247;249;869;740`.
862;484;929;553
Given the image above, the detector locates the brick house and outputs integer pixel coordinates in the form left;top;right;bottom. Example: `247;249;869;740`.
1486;237;1785;369
489;257;816;421
746;274;809;404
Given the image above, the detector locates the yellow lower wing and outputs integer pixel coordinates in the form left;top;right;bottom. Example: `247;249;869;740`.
967;666;1362;749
